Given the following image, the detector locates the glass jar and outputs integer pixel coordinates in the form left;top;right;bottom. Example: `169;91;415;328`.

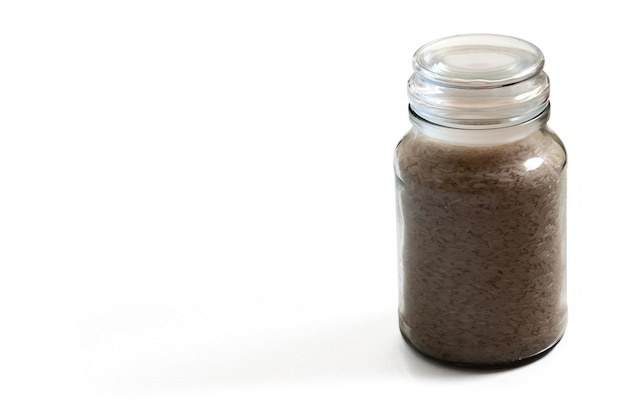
394;34;567;367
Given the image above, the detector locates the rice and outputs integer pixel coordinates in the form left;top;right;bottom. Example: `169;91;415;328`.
394;126;567;366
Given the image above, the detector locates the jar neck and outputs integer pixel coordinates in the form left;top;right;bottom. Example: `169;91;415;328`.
407;70;550;129
408;104;550;146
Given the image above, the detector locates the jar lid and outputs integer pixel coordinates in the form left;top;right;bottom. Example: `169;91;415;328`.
408;34;550;128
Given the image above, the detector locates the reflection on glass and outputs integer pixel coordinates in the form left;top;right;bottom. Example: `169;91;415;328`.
524;157;544;171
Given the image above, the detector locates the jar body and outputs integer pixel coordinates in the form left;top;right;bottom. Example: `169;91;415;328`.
394;119;567;366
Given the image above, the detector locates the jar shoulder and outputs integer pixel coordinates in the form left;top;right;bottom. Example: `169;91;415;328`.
394;127;566;188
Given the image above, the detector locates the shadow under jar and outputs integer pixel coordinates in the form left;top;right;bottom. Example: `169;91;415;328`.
394;34;567;367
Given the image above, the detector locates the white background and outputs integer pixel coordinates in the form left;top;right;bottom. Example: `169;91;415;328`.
1;1;624;415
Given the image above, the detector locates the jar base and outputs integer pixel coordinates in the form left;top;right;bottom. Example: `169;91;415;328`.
400;321;564;370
